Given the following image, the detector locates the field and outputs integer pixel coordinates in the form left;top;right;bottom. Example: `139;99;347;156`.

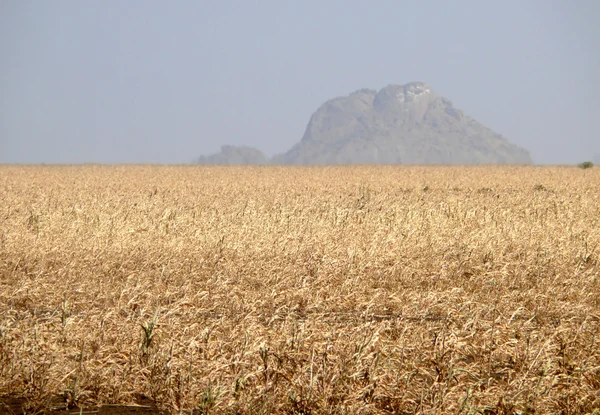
1;165;599;414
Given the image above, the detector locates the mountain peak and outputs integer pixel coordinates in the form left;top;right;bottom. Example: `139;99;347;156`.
376;82;434;103
274;82;532;165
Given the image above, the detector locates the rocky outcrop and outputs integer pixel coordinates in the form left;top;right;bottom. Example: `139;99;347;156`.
273;82;531;164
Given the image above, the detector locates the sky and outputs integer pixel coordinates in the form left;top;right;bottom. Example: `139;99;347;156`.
1;1;599;164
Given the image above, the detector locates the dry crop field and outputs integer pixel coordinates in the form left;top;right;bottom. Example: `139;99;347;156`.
1;165;599;415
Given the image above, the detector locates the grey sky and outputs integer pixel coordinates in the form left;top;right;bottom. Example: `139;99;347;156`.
1;1;599;164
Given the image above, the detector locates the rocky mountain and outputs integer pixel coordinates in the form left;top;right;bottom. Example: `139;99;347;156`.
196;145;268;165
273;82;531;164
195;82;532;165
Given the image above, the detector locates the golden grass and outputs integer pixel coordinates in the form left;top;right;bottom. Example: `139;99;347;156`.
1;165;599;414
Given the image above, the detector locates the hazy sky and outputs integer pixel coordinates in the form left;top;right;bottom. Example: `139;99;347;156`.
1;1;599;164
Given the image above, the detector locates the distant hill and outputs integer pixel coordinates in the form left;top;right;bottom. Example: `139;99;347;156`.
196;145;268;165
196;82;532;165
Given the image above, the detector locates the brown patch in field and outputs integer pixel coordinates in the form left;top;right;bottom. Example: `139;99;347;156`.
0;395;163;415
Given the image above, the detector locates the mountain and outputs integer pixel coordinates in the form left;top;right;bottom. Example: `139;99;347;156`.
195;82;532;165
196;145;268;165
273;82;531;164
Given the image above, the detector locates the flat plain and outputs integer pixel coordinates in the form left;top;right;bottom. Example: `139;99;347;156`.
1;165;599;414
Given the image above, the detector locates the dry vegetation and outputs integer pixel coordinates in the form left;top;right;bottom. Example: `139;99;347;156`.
1;165;599;415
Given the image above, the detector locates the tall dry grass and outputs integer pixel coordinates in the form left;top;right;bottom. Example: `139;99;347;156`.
0;165;599;414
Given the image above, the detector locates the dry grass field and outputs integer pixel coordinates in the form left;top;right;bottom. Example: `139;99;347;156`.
1;165;599;415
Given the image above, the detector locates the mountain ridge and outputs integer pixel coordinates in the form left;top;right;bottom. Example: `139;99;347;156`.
196;82;532;165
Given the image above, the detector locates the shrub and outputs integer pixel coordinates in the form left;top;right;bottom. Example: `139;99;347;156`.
578;161;593;169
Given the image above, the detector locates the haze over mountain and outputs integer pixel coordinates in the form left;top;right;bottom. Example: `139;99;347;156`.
2;2;598;164
197;83;532;165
